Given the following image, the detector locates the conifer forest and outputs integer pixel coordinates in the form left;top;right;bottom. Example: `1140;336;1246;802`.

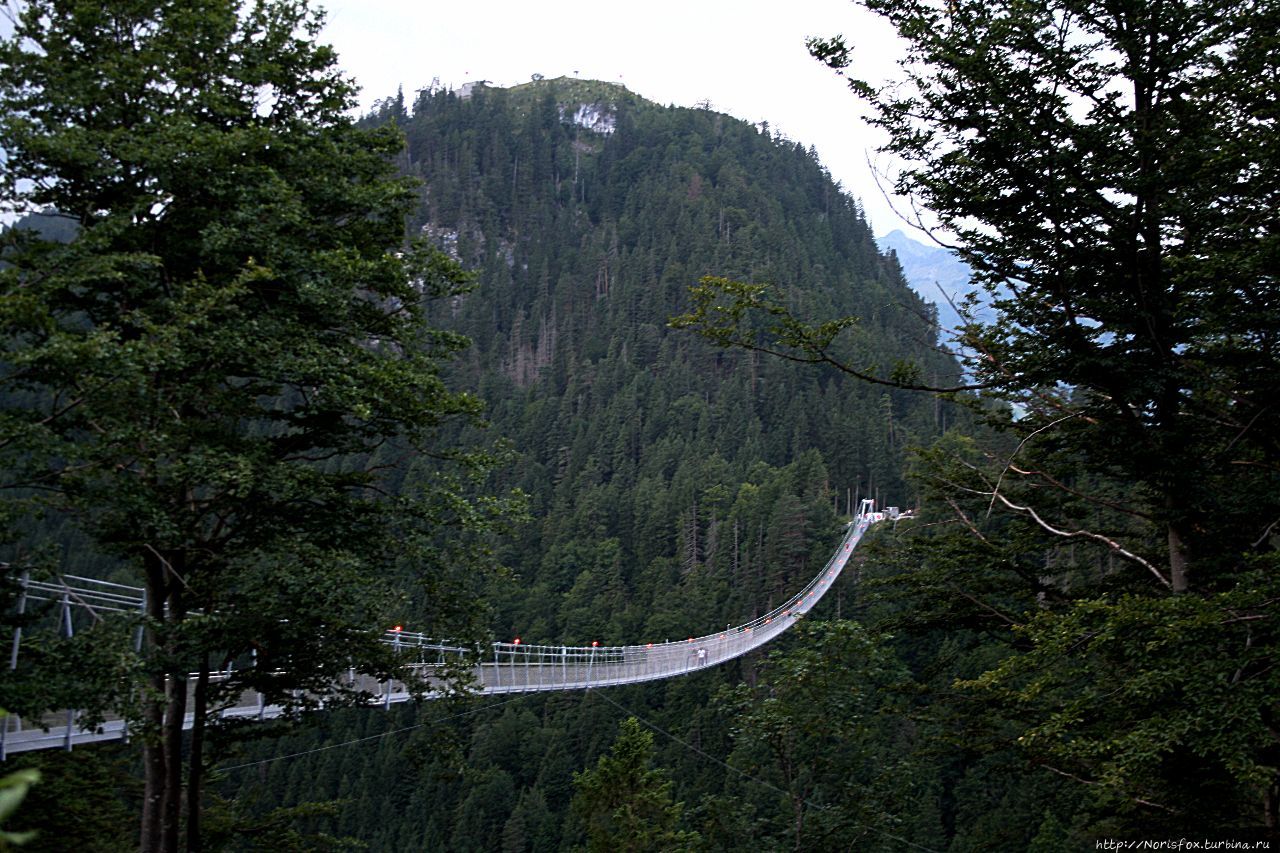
1;1;1277;850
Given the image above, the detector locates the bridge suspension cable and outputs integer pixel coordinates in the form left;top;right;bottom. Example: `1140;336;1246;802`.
1;500;893;756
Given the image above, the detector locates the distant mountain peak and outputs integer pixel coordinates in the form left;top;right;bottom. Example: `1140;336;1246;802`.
877;230;977;333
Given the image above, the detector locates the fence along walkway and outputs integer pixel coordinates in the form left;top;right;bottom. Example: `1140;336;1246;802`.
1;501;889;756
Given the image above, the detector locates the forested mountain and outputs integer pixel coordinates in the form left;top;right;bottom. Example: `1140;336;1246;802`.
387;78;960;645
10;0;1280;840
8;0;1278;845
194;78;970;850
5;72;970;851
14;61;1270;850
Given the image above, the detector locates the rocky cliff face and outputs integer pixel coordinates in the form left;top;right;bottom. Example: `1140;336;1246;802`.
565;102;615;135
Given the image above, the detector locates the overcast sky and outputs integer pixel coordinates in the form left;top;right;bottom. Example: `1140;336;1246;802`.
318;0;915;237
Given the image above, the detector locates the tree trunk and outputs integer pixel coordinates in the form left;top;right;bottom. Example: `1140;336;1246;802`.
186;656;211;852
1263;780;1277;833
1168;523;1190;594
161;586;188;852
140;558;168;853
140;681;167;850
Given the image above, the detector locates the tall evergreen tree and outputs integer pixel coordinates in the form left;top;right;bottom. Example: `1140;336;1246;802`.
0;1;515;849
809;0;1280;595
570;716;699;853
810;0;1280;833
677;0;1280;835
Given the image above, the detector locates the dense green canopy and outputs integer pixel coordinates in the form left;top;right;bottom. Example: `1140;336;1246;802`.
1;1;516;849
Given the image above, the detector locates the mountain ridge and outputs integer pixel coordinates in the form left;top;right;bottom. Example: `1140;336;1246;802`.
876;228;978;334
220;75;972;849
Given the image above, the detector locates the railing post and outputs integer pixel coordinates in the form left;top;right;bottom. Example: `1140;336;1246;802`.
61;591;75;751
133;589;147;654
253;649;265;721
220;659;235;720
385;630;400;708
8;570;28;671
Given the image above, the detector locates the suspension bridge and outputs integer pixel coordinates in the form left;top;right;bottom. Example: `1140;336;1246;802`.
1;500;894;757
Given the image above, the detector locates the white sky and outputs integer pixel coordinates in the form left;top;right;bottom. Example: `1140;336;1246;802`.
318;0;915;236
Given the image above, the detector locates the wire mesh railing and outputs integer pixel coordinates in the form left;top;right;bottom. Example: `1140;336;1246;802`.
1;501;888;754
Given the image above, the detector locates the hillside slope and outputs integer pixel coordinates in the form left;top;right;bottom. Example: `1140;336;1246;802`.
217;77;968;850
388;77;961;640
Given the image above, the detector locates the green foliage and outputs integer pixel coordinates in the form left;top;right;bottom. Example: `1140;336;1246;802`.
671;276;858;359
716;621;934;851
1;747;136;853
672;275;967;393
571;717;700;853
800;0;1280;836
200;794;367;852
1;0;521;848
0;761;39;849
963;566;1280;826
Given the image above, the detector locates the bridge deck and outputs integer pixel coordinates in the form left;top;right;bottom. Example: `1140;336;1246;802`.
2;504;884;756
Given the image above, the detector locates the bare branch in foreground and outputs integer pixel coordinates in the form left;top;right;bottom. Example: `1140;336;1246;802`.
986;490;1172;590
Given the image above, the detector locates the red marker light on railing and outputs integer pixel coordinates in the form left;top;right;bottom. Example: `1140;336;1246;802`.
392;625;403;633
513;637;521;645
646;643;653;648
591;640;599;647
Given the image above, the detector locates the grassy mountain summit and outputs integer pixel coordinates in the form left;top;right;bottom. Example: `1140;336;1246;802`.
502;75;637;110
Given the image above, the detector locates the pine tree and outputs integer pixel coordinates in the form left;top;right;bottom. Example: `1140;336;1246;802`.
0;1;517;849
806;0;1280;832
570;717;699;853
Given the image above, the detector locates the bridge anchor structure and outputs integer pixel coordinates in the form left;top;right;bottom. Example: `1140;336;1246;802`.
2;500;895;756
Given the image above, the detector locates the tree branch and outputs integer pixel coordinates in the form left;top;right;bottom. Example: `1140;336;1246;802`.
986;413;1079;520
1037;763;1176;813
987;490;1172;589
